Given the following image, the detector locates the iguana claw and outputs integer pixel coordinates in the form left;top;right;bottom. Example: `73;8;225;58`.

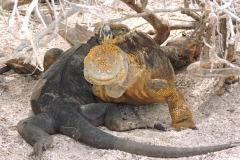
33;137;52;160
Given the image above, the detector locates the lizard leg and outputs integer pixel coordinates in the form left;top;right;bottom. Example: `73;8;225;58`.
17;113;56;160
147;79;196;131
167;90;197;131
104;104;164;131
78;103;110;127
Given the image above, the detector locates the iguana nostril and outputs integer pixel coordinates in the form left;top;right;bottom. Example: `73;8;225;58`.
114;61;118;66
89;60;94;68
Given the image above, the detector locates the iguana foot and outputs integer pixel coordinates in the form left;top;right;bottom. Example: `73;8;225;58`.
154;123;166;131
169;119;197;131
33;136;53;160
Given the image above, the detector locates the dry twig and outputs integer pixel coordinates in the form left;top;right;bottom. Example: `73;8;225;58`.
0;8;78;66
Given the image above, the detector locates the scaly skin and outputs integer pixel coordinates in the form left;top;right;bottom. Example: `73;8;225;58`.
84;31;195;130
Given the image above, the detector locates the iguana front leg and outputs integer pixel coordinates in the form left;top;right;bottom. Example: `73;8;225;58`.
147;79;196;131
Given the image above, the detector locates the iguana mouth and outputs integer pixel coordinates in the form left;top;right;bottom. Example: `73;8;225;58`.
84;67;127;86
84;44;129;86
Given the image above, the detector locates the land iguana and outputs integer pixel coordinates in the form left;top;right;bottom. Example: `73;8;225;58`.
17;25;240;159
84;31;197;130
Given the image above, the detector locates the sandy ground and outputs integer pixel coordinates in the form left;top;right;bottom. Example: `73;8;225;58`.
0;0;240;160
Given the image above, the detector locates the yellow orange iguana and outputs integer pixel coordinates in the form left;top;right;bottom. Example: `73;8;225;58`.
84;31;197;130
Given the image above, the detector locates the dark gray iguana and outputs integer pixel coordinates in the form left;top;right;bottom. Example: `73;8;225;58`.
17;25;240;160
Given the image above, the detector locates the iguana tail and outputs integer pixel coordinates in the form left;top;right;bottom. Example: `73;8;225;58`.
113;138;239;158
66;113;239;158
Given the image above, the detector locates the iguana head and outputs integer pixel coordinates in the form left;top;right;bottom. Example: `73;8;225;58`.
84;44;128;86
109;23;130;37
94;23;130;38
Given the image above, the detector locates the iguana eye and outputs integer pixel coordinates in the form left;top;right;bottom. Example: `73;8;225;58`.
97;69;101;73
120;28;126;33
107;69;112;73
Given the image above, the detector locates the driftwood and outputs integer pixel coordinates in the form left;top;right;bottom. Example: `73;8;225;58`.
120;0;170;45
187;60;240;77
40;12;94;45
214;18;233;95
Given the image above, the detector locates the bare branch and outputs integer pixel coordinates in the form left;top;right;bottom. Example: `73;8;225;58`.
0;7;79;65
45;0;54;20
21;0;38;32
120;0;170;45
217;0;233;10
108;7;205;23
228;17;235;41
63;0;102;10
34;3;47;28
182;0;201;21
8;0;19;28
28;33;44;71
83;10;105;21
190;68;240;77
219;18;227;54
214;18;228;95
170;21;199;30
103;0;115;6
187;61;240;77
